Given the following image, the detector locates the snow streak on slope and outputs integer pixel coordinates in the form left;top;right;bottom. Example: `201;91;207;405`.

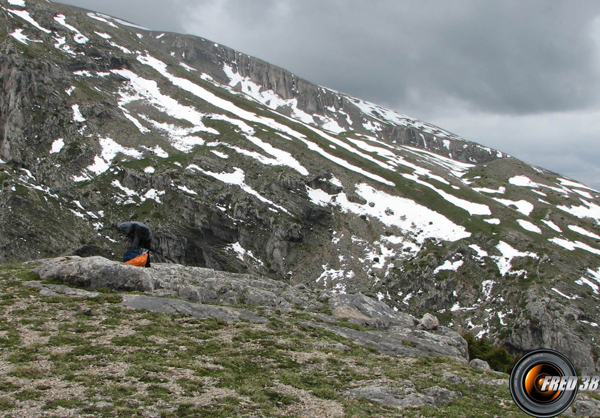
568;225;600;240
187;165;290;214
493;242;538;276
493;198;535;216
517;219;542;234
74;138;142;181
9;28;32;44
111;69;218;152
402;173;491;216
7;8;51;33
558;201;600;225
550;238;600;255
54;14;89;44
137;55;303;138
307;183;471;244
132;54;395;186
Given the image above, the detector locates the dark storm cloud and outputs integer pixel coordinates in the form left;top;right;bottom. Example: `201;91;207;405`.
184;0;600;116
57;0;600;116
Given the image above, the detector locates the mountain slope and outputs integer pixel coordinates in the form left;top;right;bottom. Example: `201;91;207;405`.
2;0;600;373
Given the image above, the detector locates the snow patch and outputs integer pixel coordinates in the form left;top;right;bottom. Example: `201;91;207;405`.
509;175;537;188
211;150;229;159
141;145;169;158
94;31;111;39
295;136;394;186
552;288;578;300
557;178;598;192
558;201;600;225
72;104;86;122
434;259;464;274
576;277;599;294
549;238;600;255
542;220;562;232
54;14;89;44
493;198;534;216
112;68;218;152
86;13;119;28
177;185;197;195
179;62;197;72
307;183;471;244
227;242;264;266
402;173;491;216
568;225;600;240
8;9;51;33
473;186;505;195
469;244;488;258
10;29;31;44
239;135;308;175
49;138;64;154
86;138;142;176
516;219;542;234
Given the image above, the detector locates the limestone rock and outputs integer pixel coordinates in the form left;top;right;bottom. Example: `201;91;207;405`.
343;382;460;409
32;256;470;362
418;313;439;330
122;294;269;324
329;293;416;329
469;358;492;371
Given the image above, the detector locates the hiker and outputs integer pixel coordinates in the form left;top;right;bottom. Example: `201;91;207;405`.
117;221;152;267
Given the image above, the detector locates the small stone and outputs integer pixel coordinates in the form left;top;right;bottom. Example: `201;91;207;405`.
422;386;461;405
418;313;439;330
470;358;492;370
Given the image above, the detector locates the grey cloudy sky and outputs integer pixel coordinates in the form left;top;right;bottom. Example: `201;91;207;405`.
58;0;600;189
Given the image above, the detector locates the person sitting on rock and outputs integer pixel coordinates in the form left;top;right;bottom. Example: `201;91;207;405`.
117;221;152;267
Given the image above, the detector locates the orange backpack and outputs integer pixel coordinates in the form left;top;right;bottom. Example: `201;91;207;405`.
124;253;149;267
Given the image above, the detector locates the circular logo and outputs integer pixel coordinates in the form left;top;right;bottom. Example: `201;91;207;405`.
510;349;578;417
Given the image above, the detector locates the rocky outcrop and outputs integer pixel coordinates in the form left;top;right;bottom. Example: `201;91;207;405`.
343;381;461;410
121;294;269;324
32;256;469;362
33;256;317;312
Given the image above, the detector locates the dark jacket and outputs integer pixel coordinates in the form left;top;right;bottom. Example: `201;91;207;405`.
117;221;152;251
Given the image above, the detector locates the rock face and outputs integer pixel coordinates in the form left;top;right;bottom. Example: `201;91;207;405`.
32;256;469;362
2;0;600;374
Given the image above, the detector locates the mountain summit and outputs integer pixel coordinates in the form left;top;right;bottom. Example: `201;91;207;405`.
2;0;600;373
